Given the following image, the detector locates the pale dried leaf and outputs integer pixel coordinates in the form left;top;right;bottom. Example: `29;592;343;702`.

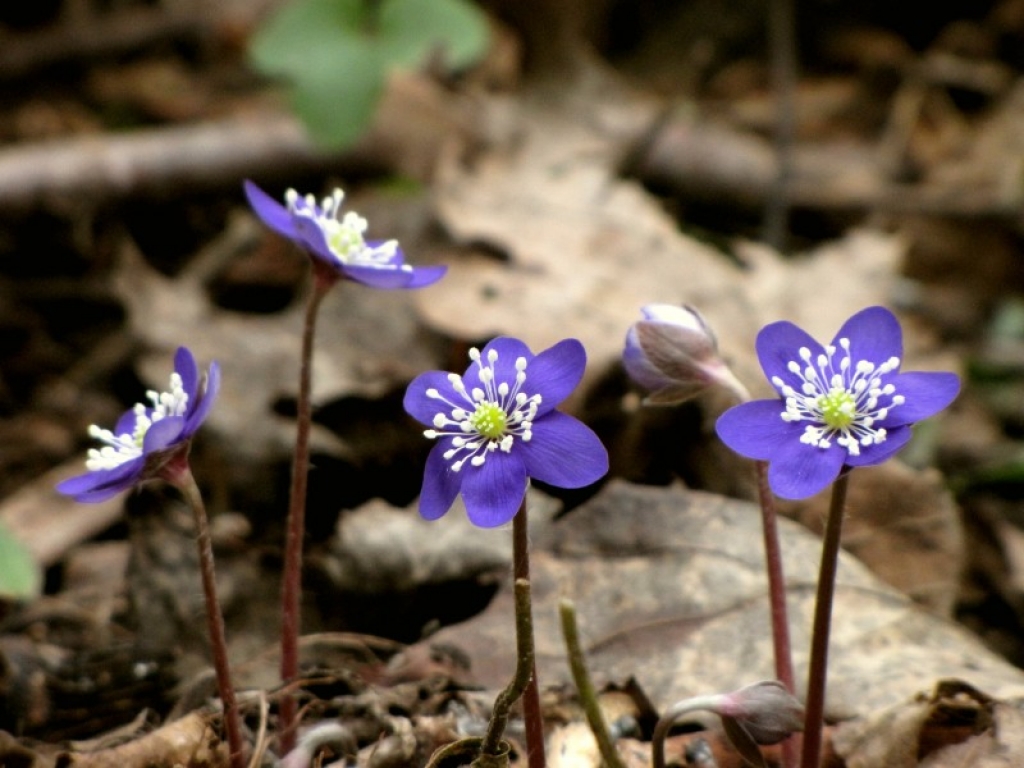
422;91;907;399
427;481;1024;721
779;461;964;616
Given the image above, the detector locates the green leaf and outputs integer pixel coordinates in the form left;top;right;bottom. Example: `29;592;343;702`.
249;0;489;149
0;522;40;600
379;0;490;70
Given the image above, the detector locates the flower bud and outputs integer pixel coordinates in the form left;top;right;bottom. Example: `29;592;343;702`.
623;304;749;405
653;681;803;768
713;680;805;746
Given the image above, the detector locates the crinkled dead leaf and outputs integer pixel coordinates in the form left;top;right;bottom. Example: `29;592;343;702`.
832;679;1024;768
426;480;1024;720
421;87;909;398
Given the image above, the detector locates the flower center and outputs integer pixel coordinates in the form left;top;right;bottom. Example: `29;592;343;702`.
470;402;508;439
771;338;905;457
285;188;407;271
85;373;190;471
423;347;542;472
819;388;856;429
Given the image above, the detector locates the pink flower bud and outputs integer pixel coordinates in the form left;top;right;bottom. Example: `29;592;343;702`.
713;680;804;746
623;304;749;405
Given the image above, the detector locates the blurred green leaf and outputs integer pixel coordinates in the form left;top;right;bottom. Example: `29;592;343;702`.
378;0;489;69
0;522;40;600
249;0;488;149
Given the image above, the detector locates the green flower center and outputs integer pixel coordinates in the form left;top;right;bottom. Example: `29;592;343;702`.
775;340;906;458
470;402;508;440
818;388;857;429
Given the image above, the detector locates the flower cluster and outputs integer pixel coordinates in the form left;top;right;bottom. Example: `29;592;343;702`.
244;180;446;289
716;306;959;499
404;337;609;527
57;347;220;502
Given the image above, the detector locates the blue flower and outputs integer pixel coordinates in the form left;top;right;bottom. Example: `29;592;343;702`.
244;180;446;289
623;304;749;404
715;306;960;499
57;347;220;503
403;337;609;527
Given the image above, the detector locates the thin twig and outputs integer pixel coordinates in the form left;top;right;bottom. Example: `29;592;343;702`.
762;0;798;250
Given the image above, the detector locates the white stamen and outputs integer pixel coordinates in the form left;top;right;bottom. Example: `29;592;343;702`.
775;337;904;458
285;186;404;270
84;371;191;471
423;345;544;471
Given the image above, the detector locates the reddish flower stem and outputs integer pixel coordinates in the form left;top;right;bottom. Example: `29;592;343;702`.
800;471;850;768
754;459;798;768
512;502;546;768
279;267;334;752
168;460;245;768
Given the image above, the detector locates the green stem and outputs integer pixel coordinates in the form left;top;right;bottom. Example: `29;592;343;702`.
754;460;798;768
476;497;545;768
558;599;626;768
476;577;534;762
173;465;245;768
799;472;850;768
279;268;332;752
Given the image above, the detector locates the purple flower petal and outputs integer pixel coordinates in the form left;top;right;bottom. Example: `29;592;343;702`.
716;400;803;461
842;425;912;467
418;442;464;520
756;321;825;392
185;361;220;435
717;306;959;499
404;370;466;425
60;348;219;504
293;212;337;263
143;416;186;452
474;337;533;386
832;306;902;367
407;335;607;527
397;264;448;289
460;450;529;527
114;408;141;437
622;325;670;392
175;347;198;399
56;459;144;502
244;180;299;240
524;338;586;415
520;412;608;488
340;264;426;289
767;439;847;500
881;371;960;426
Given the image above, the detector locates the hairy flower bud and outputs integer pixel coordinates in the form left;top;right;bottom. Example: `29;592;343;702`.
653;680;803;768
714;680;805;745
623;304;749;405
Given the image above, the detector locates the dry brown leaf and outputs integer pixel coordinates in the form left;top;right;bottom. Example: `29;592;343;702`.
318;491;559;594
779;460;964;616
832;679;1024;768
426;480;1024;722
56;710;227;767
421;87;911;402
